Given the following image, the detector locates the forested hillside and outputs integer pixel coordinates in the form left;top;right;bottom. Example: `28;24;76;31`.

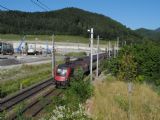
0;7;141;42
135;28;160;42
155;27;160;32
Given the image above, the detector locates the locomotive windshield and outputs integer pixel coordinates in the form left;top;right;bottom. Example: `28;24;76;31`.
56;67;67;76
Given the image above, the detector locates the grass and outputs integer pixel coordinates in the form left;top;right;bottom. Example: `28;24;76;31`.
65;52;87;57
0;34;114;44
91;75;160;120
0;63;53;98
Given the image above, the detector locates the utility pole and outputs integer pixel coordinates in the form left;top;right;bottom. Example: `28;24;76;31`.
35;37;38;55
117;37;119;56
108;41;111;58
125;40;126;46
90;28;93;82
1;41;3;55
114;41;116;58
52;34;55;78
77;39;79;52
96;35;99;78
88;28;94;82
128;82;132;120
106;44;108;57
46;40;48;56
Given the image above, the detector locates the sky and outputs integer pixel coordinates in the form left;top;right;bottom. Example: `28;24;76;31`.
0;0;160;30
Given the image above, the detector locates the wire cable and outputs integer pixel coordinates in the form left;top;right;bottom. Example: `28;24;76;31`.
37;0;50;10
30;0;48;11
0;4;10;10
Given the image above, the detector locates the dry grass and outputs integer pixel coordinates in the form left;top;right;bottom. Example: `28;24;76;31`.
91;76;160;120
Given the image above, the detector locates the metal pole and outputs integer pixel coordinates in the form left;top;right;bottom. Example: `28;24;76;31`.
96;35;99;77
114;41;116;58
35;38;37;51
2;41;3;55
46;40;48;56
78;39;79;52
90;28;93;82
0;38;1;54
109;41;110;58
107;43;109;57
52;35;55;78
35;38;37;55
117;37;119;55
128;82;132;120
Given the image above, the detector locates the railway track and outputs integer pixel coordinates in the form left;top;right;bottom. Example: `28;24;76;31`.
0;78;54;112
7;87;63;120
23;89;62;118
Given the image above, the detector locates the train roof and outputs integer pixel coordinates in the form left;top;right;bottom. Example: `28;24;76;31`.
57;52;107;69
58;56;88;68
58;64;70;68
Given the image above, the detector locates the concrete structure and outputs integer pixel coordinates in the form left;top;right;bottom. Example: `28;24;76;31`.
10;41;119;55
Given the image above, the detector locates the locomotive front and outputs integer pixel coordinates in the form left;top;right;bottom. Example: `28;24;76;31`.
54;64;71;87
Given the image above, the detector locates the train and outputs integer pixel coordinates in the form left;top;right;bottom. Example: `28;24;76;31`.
53;52;108;87
0;42;14;55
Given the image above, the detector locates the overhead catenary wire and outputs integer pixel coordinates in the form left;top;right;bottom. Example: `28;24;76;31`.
0;4;10;10
37;0;50;11
30;0;48;11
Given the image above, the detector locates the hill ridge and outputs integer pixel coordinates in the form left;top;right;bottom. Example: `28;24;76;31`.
0;7;140;42
135;27;160;41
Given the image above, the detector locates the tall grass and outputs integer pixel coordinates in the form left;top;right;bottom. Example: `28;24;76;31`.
91;76;160;120
0;63;52;98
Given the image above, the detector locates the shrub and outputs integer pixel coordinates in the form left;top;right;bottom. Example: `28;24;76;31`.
67;79;93;103
135;75;145;83
67;68;93;103
0;111;5;120
40;104;91;120
45;68;93;120
100;57;120;76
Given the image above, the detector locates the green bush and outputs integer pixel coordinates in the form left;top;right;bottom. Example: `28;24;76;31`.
60;68;94;109
0;112;5;120
68;79;93;103
100;58;120;76
101;41;160;86
136;75;145;83
43;104;91;120
54;69;93;120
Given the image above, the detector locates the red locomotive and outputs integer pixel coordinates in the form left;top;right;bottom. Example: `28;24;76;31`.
53;53;108;87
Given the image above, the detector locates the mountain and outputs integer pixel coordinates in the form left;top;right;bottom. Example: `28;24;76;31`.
0;7;141;42
135;28;160;41
155;27;160;32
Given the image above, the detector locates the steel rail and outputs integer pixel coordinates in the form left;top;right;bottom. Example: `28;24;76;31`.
0;78;54;112
24;90;62;118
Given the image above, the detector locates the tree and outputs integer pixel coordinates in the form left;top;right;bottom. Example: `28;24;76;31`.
118;51;137;82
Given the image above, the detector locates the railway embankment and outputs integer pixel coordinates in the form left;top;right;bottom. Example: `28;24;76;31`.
0;63;53;98
86;72;160;120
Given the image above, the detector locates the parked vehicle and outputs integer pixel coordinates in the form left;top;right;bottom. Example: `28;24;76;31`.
0;42;14;55
27;48;40;55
